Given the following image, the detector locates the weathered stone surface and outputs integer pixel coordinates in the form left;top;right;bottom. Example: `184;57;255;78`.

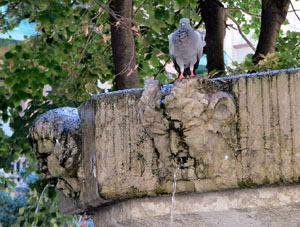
138;69;300;196
93;185;300;227
30;107;83;199
30;69;300;219
231;70;300;186
139;77;238;192
78;89;159;203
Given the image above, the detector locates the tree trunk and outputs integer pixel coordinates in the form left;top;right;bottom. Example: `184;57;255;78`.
110;0;140;90
253;0;290;64
199;0;225;77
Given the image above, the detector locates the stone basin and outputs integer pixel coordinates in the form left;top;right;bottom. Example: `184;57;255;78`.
30;68;300;226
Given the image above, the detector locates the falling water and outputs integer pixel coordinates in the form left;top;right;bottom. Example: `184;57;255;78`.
170;164;180;227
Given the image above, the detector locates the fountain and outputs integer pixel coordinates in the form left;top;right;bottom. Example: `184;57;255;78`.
30;69;300;226
170;164;180;227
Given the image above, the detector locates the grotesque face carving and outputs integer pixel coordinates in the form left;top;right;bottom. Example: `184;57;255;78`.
139;77;237;184
30;107;82;198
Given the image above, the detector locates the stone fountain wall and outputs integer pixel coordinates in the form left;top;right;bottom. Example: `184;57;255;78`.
30;69;300;217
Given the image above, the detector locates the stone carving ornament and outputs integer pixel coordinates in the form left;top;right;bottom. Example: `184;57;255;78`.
29;77;237;203
29;107;83;199
138;77;237;185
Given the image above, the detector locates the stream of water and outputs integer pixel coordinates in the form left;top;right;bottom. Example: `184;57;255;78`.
170;164;180;227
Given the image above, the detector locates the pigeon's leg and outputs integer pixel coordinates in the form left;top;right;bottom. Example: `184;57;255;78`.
189;65;195;77
175;63;185;81
175;72;185;81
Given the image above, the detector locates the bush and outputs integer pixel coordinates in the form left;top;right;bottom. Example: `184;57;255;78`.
0;191;28;227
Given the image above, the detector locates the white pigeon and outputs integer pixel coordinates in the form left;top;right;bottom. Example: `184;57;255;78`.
169;18;203;81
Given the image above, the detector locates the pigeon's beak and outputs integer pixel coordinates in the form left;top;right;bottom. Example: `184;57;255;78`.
181;22;185;26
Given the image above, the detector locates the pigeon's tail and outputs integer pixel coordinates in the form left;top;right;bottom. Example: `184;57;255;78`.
174;59;199;77
183;59;199;76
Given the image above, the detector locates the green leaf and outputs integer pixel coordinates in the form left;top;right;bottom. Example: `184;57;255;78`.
4;52;13;59
68;23;77;32
22;53;30;59
174;1;182;10
154;8;164;19
176;0;186;5
15;45;23;52
0;1;8;6
19;207;25;215
4;77;15;87
39;2;49;10
181;8;190;18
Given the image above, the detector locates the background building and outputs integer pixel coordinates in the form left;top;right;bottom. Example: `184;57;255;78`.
224;2;300;67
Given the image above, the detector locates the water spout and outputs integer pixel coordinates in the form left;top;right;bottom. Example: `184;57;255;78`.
170;164;180;227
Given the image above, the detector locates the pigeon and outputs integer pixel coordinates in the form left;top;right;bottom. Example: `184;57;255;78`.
169;18;203;81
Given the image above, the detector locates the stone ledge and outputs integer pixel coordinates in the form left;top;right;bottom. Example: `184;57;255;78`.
93;185;300;227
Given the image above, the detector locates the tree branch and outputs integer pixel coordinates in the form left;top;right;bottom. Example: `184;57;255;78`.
154;57;170;79
226;8;261;18
294;42;300;50
225;11;256;52
194;19;204;29
288;9;300;13
93;0;119;21
290;1;300;22
66;9;104;84
0;1;22;20
134;0;146;15
93;0;134;31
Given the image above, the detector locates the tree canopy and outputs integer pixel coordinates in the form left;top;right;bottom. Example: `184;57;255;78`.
0;0;299;225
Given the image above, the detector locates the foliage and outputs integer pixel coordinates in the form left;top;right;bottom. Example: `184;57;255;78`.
224;0;262;39
0;0;299;225
0;129;15;172
0;191;28;227
134;0;201;84
0;171;79;227
14;180;72;227
227;31;300;75
0;0;206;179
